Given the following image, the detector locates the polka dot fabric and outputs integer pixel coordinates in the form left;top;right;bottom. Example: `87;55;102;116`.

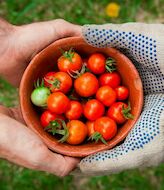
83;26;164;95
81;94;164;163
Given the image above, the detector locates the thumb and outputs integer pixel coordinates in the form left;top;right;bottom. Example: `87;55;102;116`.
14;19;82;61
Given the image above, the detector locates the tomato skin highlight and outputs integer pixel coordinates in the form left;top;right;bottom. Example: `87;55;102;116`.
57;52;82;72
47;92;70;114
44;72;56;87
107;102;128;124
86;121;95;137
99;72;121;88
74;72;99;97
94;117;117;141
87;53;106;74
44;72;72;93
65;101;83;120
40;110;64;128
84;99;105;121
66;120;88;145
115;86;129;101
96;86;116;107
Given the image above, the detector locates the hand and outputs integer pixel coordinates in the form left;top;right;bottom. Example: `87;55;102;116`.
0;106;79;176
0;18;82;176
0;18;82;86
79;23;164;175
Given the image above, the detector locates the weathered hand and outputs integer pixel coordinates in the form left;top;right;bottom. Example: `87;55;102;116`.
0;18;82;176
0;18;82;86
0;105;79;177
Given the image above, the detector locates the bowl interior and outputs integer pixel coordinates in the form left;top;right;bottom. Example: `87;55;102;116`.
20;37;143;157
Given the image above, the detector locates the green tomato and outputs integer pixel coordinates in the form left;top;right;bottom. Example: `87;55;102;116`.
31;87;50;107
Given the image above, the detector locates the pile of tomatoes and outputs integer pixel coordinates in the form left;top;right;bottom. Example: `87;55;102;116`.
31;49;133;145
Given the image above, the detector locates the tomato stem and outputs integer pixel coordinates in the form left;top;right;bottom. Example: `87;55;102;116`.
89;132;108;145
105;57;116;73
63;48;75;62
67;63;86;79
44;120;61;135
122;102;134;120
34;78;45;88
57;120;69;143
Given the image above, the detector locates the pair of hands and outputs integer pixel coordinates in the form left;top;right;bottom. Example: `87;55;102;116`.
0;18;164;177
0;18;82;177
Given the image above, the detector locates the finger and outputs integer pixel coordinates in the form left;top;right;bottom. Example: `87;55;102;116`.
0;110;79;176
41;153;80;177
0;105;25;124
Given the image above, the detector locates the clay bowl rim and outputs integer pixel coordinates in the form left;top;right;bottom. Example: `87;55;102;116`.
19;36;143;157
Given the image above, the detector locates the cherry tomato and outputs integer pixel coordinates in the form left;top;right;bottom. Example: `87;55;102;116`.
66;120;88;145
96;86;116;106
40;110;64;128
44;72;72;93
94;117;117;141
47;92;70;114
74;72;99;97
86;121;95;137
57;49;82;72
99;72;121;88
107;102;129;124
65;101;83;120
87;53;106;74
115;86;129;100
31;86;50;107
84;99;105;121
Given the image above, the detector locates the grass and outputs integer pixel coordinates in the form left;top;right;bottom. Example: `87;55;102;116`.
0;0;164;190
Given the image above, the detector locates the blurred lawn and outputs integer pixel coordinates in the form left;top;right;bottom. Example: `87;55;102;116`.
0;0;164;190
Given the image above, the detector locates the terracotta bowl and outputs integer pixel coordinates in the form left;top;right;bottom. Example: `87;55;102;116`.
20;37;143;157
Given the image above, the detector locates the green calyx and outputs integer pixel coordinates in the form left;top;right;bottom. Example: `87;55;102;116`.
122;102;134;120
89;132;108;145
105;57;116;73
44;120;62;135
45;119;69;143
63;48;75;62
68;62;86;79
34;78;45;88
56;120;69;143
44;78;61;91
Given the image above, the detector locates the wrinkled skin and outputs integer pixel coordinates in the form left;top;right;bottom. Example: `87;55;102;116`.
0;18;82;177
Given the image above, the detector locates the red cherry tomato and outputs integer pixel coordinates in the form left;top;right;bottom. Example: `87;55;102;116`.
65;101;83;120
86;121;95;137
115;86;129;100
57;50;82;72
94;117;117;141
74;72;99;97
40;110;64;128
96;86;116;106
47;92;70;114
99;72;121;88
107;102;128;124
66;120;88;145
87;53;106;74
44;71;72;93
84;99;105;121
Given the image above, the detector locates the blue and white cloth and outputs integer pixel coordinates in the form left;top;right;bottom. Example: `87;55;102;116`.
79;23;164;175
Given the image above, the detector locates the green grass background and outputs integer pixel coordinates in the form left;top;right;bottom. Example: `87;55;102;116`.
0;0;164;189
